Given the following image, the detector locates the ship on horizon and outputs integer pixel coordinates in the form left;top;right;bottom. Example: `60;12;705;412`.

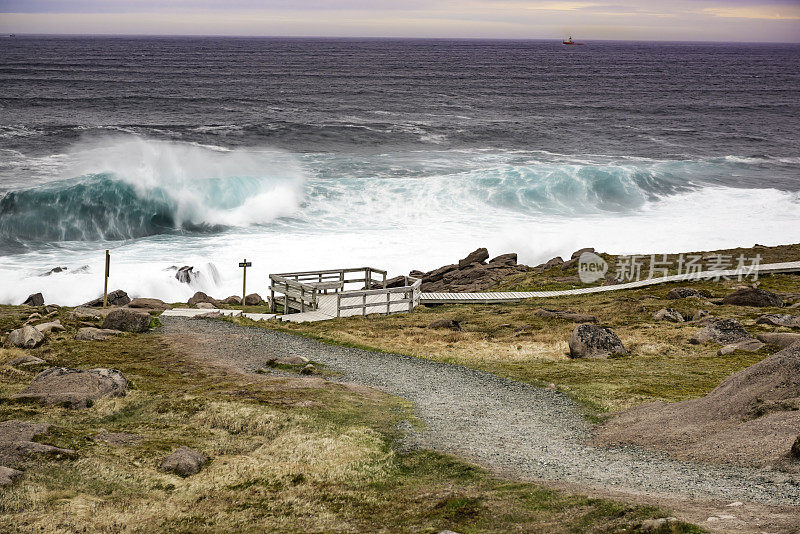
563;36;585;45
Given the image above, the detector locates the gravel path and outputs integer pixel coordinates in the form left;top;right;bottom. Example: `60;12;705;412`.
161;317;800;506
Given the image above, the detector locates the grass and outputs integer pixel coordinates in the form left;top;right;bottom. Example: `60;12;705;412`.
255;272;799;414
0;305;698;532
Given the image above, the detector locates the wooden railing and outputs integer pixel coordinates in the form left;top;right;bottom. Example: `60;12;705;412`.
269;267;391;314
336;276;421;317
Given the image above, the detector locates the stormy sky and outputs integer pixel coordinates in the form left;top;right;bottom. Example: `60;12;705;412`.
0;0;798;42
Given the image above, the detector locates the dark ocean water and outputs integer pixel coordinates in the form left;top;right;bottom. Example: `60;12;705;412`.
0;37;798;304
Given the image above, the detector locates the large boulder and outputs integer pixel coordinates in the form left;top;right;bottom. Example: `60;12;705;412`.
422;264;457;283
75;327;124;341
534;309;597;323
12;367;128;409
721;288;783;308
187;291;219;307
666;287;700;300
755;314;800;328
34;320;65;334
718;339;765;355
6;325;45;349
101;309;151;333
488;253;517;267
244;293;264;306
175;266;196;284
690;318;751;345
83;290;131;308
160;446;207;476
458;248;489;268
0;420;76;469
568;324;626;359
21;293;44;307
222;295;242;305
127;298;171;311
756;332;800;349
652;308;684;323
570;247;595;259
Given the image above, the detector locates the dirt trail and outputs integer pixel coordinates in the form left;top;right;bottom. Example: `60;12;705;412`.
160;317;800;532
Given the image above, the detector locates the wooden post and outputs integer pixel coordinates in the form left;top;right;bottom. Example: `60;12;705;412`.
103;249;110;308
239;259;252;307
386;290;390;315
362;293;366;316
382;272;386;289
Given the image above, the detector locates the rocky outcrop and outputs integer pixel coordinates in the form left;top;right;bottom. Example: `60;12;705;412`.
666;287;700;299
76;327;124;341
756;332;800;349
6;325;45;349
412;249;530;292
160;446;207;476
0;420;76;475
13;367;128;409
458;247;489;268
427;319;462;331
718;339;765;355
175;266;196;284
188;291;219;307
34;320;65;334
7;354;45;367
652;308;684;323
534;309;597;323
244;293;264;306
223;296;242;305
101;309;151;333
0;466;23;487
127;298;171;311
690;318;751;345
21;293;44;307
568;324;626;359
755;314;800;328
82;290;131;308
721;288;783;308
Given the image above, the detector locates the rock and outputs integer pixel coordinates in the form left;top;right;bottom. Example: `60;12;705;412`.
188;291;219;307
21;293;44;307
422;264;458;283
101;308;151;333
667;287;701;299
692;310;710;321
756;332;800;349
536;256;564;271
427;319;462;331
458;248;489;268
12;367;128;409
721;288;783;308
690;318;751;345
560;257;579;270
70;306;104;320
244;293;263;306
82;289;131;308
41;266;67;276
488;253;517;266
267;356;309;366
127;298;171;311
534;309;597;323
223;295;242;305
652;308;684;323
6;325;45;349
160;446;207;476
300;363;316;375
34;320;65;334
26;312;42;321
195;302;216;309
755;314;800;328
0;420;77;468
792;436;800;460
0;466;23;487
175;266;196;284
570;247;595;259
639;518;678;532
568;324;626;359
718;339;765;355
75;327;124;341
7;354;45;367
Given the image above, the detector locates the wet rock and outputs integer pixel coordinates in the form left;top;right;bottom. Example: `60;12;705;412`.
6;325;45;349
568;324;626;359
127;298;171;311
223;295;242;305
756;332;800;349
75;327;124;341
34;320;65;334
652;308;684;323
721;288;783;308
101;308;151;333
755;314;800;328
7;354;45;367
21;293;44;307
534;309;597;323
427;319;462;331
667;287;701;299
188;291;219;307
175;266;196;284
160;446;207;477
41;266;67;276
82;290;131;308
458;247;489;268
0;466;23;486
244;293;264;306
12;367;128;409
718;339;765;355
690;318;751;345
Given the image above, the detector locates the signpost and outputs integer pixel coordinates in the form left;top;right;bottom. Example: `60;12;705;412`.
239;259;252;306
103;249;110;308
